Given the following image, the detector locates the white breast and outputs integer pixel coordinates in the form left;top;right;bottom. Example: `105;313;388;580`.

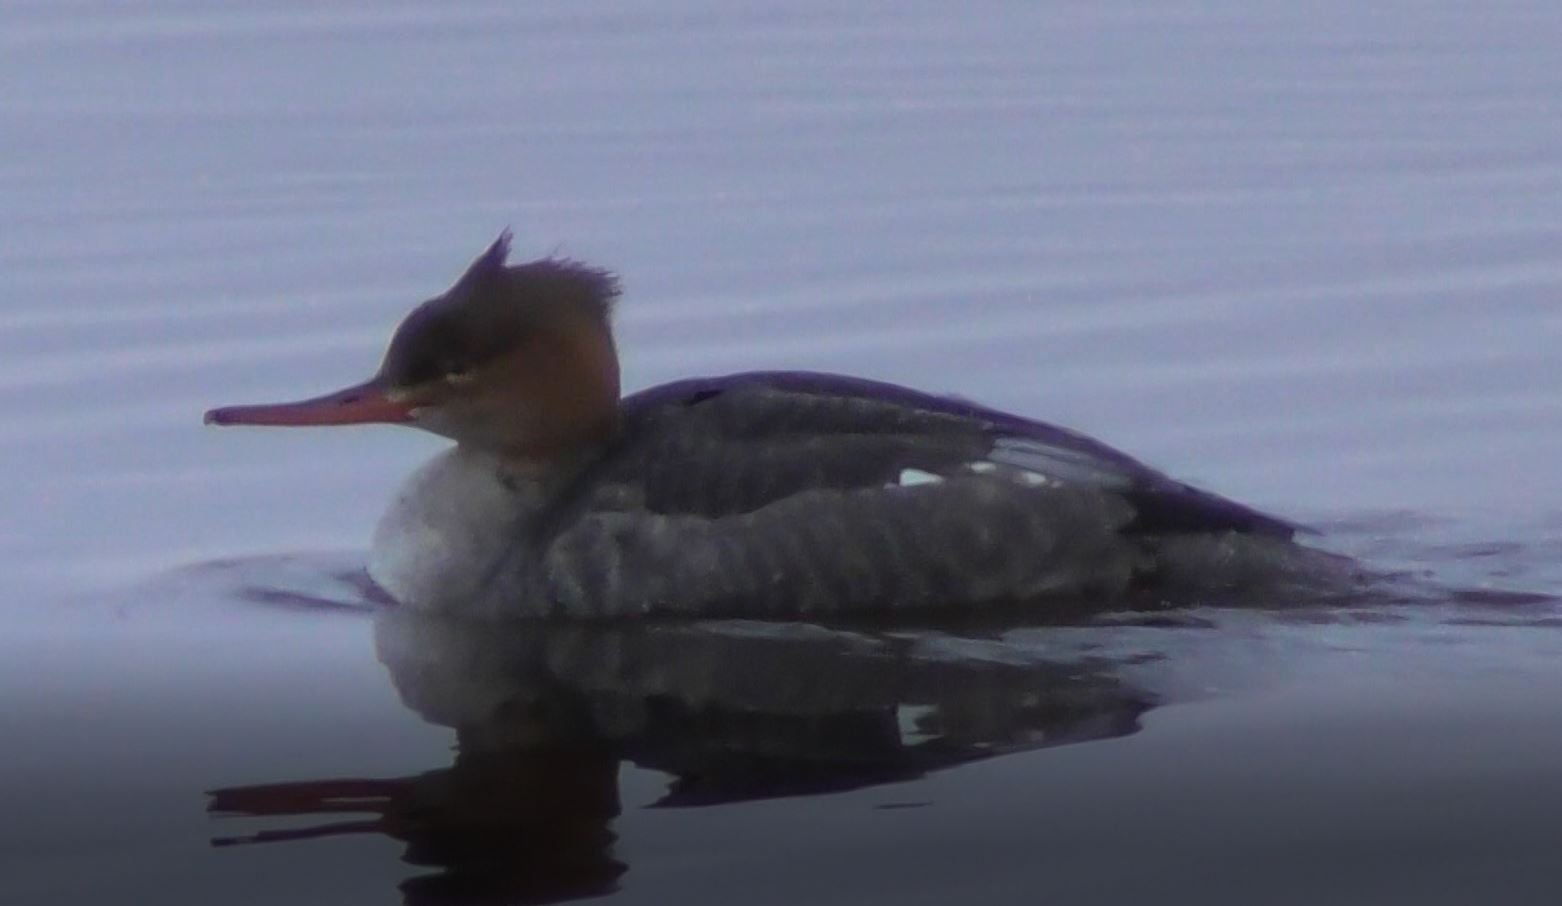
367;446;546;614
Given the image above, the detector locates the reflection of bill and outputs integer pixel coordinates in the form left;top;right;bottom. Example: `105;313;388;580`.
209;611;1155;903
210;747;623;905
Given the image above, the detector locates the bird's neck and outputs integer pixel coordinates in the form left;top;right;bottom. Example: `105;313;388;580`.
486;317;623;465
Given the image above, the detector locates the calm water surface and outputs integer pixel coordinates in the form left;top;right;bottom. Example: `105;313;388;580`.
4;2;1562;903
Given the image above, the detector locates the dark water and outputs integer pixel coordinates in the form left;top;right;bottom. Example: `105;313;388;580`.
5;2;1562;903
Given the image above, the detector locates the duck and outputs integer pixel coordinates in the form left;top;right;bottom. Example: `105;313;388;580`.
206;232;1335;619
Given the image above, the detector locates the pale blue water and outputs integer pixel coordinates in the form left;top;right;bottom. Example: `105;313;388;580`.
4;2;1562;903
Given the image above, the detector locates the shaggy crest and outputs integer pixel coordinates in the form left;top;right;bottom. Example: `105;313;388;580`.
455;229;620;320
379;231;621;388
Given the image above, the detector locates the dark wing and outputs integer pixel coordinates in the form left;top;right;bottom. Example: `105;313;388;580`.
546;371;1294;539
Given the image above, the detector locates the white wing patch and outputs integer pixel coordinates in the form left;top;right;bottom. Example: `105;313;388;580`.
989;437;1131;489
890;461;1065;491
897;468;944;487
889;441;1128;492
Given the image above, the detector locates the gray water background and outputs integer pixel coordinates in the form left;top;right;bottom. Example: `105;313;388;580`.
4;2;1562;903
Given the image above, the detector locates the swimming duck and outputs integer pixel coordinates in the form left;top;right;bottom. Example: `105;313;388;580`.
206;232;1317;618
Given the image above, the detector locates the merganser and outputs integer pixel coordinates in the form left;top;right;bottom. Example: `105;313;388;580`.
206;232;1328;618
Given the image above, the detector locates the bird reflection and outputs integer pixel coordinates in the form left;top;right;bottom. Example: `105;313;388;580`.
209;611;1156;904
211;746;622;905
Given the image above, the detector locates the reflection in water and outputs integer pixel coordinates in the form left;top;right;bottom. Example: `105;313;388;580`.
211;748;623;905
209;610;1155;903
